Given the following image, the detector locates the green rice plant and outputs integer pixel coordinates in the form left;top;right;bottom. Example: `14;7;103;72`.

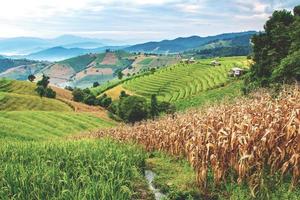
0;139;147;200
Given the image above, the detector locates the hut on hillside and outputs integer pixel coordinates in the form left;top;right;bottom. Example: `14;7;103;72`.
211;60;221;66
229;67;245;77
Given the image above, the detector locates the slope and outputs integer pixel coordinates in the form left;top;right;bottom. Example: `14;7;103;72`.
121;56;247;102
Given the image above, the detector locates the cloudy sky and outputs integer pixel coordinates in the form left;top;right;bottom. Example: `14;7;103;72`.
0;0;298;43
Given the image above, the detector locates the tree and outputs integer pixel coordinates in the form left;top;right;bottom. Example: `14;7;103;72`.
245;9;295;88
37;75;50;88
101;97;112;108
294;5;300;16
118;71;124;80
45;87;56;98
118;96;148;123
150;94;159;119
93;82;100;88
119;90;129;99
272;50;300;83
28;74;36;82
35;74;56;98
158;101;176;114
72;88;85;102
84;95;97;106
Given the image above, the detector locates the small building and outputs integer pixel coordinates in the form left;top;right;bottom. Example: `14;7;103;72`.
181;57;196;64
230;67;245;77
211;60;221;66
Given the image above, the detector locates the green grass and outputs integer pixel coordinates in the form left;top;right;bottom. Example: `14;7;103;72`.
123;57;247;102
0;111;115;141
0;139;150;200
0;79;37;96
147;152;300;200
146;152;201;199
0;78;73;111
175;80;243;111
0;92;73;111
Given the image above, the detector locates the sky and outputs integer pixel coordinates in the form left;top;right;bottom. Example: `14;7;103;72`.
0;0;298;43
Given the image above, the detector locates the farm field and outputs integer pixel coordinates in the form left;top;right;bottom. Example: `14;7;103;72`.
86;86;300;199
0;139;150;199
0;78;115;141
122;56;248;102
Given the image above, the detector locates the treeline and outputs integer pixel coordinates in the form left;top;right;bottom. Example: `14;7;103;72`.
245;5;300;91
195;46;251;58
71;87;175;123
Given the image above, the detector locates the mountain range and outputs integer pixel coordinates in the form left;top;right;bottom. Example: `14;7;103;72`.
0;35;121;56
0;31;257;61
125;31;256;53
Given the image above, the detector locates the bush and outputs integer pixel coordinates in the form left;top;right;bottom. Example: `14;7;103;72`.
72;89;85;102
158;101;176;114
45;88;56;98
118;96;148;123
84;95;97;106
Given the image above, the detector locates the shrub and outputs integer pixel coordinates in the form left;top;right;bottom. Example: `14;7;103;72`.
118;96;148;123
72;89;85;102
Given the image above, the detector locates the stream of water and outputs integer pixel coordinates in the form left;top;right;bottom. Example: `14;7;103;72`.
145;170;166;200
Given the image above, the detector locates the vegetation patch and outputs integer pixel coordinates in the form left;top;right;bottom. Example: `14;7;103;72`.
175;80;243;111
0;139;151;199
146;152;201;199
0;111;114;141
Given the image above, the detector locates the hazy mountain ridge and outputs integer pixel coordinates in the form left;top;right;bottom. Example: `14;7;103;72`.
125;31;257;53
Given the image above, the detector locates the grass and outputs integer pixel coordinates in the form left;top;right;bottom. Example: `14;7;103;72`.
122;56;247;102
146;152;201;199
0;79;37;96
145;152;300;200
0;111;115;141
0;139;150;200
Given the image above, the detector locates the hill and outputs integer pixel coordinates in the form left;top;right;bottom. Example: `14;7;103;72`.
0;58;39;73
25;46;127;61
126;31;257;53
0;35;109;56
0;78;115;141
113;57;248;102
37;51;180;88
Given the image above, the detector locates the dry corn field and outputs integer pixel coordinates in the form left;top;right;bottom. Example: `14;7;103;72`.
82;86;300;196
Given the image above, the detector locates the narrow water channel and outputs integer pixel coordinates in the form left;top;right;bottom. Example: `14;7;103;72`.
145;170;166;200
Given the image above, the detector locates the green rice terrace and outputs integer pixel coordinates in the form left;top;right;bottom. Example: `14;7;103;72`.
122;56;248;102
0;79;115;141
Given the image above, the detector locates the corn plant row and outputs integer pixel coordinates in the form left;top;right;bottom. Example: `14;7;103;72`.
85;86;300;196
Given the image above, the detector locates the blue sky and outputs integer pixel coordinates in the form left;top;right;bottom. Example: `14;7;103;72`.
0;0;298;43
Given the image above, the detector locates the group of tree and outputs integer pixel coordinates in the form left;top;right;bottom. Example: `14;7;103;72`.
109;91;176;123
244;5;300;91
72;88;112;108
35;75;56;98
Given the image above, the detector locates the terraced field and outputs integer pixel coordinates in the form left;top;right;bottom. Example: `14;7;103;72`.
0;92;72;111
0;78;115;141
0;111;114;141
123;57;247;102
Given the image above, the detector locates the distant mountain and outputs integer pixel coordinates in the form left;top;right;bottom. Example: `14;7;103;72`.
24;46;129;61
125;31;257;53
0;35;117;56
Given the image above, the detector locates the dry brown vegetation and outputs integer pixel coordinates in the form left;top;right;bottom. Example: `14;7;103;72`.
51;86;112;121
81;86;300;196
